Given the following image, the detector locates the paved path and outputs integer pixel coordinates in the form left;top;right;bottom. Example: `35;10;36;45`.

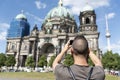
0;78;37;80
0;78;52;80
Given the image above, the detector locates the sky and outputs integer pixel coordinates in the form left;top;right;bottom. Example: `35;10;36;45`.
0;0;120;54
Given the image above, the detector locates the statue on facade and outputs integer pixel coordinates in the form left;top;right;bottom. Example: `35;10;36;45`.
31;24;39;36
46;28;51;34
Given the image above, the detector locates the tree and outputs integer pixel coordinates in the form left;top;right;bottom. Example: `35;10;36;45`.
63;51;95;66
88;58;94;66
64;54;74;66
88;50;97;66
102;51;120;70
38;55;47;67
0;53;6;67
113;53;120;70
5;55;15;67
49;55;56;67
25;56;35;68
102;51;113;69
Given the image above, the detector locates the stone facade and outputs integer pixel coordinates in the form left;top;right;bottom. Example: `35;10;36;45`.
6;1;101;67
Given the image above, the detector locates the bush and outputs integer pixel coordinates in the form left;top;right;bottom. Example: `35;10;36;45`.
64;54;74;66
38;55;47;67
25;56;35;68
0;53;6;67
5;55;15;67
49;55;56;67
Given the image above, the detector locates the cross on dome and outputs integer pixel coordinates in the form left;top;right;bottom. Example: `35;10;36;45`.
15;10;27;20
82;2;93;12
21;10;24;14
58;0;63;6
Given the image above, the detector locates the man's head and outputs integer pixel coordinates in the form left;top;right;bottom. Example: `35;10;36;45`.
71;35;89;57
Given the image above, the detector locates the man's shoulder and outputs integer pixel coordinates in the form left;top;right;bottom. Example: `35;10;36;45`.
55;64;105;80
54;64;71;80
55;64;68;72
92;66;105;79
70;65;105;80
93;66;104;73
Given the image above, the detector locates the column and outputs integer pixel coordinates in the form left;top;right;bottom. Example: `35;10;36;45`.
82;17;85;24
6;42;9;52
93;38;97;50
20;55;23;67
32;41;35;55
96;38;99;49
15;42;20;67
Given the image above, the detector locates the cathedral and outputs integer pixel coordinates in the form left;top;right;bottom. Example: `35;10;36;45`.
6;0;101;67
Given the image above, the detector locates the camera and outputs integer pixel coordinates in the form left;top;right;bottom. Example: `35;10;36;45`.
69;40;73;45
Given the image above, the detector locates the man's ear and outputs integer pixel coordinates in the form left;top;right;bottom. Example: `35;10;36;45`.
88;48;90;54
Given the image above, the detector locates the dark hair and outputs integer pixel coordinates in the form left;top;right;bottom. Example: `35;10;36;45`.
72;35;89;56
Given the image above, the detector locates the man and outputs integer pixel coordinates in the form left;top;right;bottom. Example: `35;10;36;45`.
53;35;105;80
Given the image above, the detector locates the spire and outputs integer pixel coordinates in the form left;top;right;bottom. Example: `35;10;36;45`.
21;10;24;14
33;24;38;31
105;14;109;31
105;14;111;51
86;1;89;5
58;0;63;6
82;1;93;12
15;10;27;20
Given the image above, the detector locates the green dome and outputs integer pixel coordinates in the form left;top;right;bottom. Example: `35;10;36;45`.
82;4;93;12
16;13;27;20
44;0;74;21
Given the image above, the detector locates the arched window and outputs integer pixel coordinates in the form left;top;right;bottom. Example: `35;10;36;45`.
24;45;27;50
11;44;16;51
11;45;15;50
53;25;57;29
86;17;90;24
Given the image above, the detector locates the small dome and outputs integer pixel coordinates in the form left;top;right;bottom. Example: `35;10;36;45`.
82;5;93;12
16;13;27;20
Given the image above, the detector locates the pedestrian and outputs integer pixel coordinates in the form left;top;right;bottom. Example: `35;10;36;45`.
53;35;105;80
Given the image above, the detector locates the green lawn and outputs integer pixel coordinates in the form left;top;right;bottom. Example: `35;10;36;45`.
105;74;120;80
0;72;55;80
0;72;120;80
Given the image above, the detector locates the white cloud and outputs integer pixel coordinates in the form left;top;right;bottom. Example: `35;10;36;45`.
35;0;46;9
0;32;7;40
118;41;120;44
25;12;43;22
102;41;120;54
0;23;9;30
63;0;110;15
0;23;10;40
111;41;120;53
107;13;115;19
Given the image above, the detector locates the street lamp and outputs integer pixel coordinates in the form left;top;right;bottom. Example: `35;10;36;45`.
36;47;41;67
55;46;60;57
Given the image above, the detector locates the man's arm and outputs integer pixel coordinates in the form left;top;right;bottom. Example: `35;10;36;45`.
89;50;102;67
52;40;71;70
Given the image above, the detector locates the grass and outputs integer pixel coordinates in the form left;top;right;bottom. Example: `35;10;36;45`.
105;74;120;80
0;72;55;80
0;72;120;80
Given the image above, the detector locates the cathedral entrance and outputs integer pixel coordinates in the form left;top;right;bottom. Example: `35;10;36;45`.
40;43;55;62
20;55;27;67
